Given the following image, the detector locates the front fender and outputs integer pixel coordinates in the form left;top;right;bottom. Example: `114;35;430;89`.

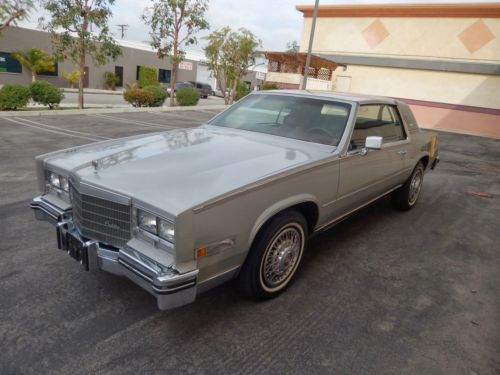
248;193;319;247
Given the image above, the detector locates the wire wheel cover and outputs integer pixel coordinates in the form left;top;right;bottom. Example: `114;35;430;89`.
261;225;303;289
409;168;423;205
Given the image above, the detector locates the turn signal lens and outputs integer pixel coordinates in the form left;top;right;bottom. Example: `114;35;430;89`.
196;247;207;257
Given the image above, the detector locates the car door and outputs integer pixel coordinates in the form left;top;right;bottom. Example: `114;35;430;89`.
333;104;409;216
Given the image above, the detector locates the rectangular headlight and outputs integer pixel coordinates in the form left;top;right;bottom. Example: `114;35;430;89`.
49;172;61;188
136;209;175;244
137;210;157;234
59;176;69;192
158;219;175;243
47;171;69;194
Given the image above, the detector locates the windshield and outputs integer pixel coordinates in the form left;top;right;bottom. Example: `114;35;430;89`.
208;94;351;146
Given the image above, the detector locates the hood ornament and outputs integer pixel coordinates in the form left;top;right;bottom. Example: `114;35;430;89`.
91;159;100;172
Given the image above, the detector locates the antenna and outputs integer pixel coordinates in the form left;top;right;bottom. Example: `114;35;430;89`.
116;24;129;39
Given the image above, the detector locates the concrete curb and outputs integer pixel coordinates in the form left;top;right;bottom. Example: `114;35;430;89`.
0;104;228;117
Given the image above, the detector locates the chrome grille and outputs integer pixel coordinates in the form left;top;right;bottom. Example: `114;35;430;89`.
71;185;131;248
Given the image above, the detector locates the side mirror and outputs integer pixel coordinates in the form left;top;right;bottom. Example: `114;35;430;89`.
365;136;383;150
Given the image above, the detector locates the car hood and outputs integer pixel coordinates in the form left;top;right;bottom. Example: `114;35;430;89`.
45;126;331;215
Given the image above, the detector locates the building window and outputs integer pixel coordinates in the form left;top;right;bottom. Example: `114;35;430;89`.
159;69;171;83
136;65;140;80
0;51;22;73
39;62;58;76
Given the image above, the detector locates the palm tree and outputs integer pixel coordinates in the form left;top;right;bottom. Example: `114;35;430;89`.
11;47;55;82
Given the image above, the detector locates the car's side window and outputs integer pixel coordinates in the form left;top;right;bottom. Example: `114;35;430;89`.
349;104;406;150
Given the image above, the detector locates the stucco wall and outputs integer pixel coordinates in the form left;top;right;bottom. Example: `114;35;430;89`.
300;17;500;62
299;14;500;109
0;27;197;89
333;65;500;109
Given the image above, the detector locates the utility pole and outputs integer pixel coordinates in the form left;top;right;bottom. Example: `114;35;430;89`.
300;0;319;90
117;24;129;39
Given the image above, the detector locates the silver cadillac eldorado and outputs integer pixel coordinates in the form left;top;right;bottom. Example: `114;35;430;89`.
31;90;439;310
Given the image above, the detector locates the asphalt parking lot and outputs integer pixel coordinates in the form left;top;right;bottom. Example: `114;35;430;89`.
0;110;499;374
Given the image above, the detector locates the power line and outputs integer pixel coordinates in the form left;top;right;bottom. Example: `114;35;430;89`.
116;24;129;39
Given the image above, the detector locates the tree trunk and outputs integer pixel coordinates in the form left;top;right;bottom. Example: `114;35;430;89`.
78;53;85;109
217;75;228;105
229;79;238;105
170;30;179;107
170;63;177;107
31;70;36;82
78;18;89;110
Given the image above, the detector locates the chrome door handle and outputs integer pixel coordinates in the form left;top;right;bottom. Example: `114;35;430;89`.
397;150;407;155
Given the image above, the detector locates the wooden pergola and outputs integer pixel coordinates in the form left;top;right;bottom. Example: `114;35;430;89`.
262;51;339;80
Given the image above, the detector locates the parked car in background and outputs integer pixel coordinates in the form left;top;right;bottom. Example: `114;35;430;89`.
189;82;212;98
31;90;439;311
166;81;194;95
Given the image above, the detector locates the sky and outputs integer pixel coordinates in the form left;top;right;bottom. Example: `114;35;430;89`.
20;0;499;53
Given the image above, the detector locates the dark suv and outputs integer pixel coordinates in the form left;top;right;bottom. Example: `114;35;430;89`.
190;82;212;99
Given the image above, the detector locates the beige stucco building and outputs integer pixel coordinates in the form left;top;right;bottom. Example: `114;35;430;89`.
295;3;500;137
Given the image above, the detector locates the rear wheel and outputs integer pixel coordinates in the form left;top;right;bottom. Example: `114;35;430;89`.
392;161;425;210
238;210;307;300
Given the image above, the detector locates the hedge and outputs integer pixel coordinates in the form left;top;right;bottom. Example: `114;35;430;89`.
138;66;158;88
261;82;279;90
0;84;31;110
144;85;167;107
30;80;64;109
234;82;250;101
176;87;199;106
123;88;155;107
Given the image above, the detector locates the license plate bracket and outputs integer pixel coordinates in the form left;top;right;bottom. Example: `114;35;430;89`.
66;233;90;271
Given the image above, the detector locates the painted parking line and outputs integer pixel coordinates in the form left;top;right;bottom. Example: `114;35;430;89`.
147;111;200;121
194;108;222;115
3;117;103;142
14;117;110;140
88;113;177;130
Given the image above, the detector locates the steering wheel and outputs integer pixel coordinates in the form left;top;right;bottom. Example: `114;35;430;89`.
306;128;335;145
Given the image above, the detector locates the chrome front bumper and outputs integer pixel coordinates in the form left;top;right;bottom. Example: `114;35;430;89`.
30;196;198;310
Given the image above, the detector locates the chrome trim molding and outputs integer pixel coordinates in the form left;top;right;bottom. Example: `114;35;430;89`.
315;184;402;233
192;155;341;213
197;265;241;293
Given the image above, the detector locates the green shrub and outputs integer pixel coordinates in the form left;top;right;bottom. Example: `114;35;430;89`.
262;82;279;90
0;84;31;110
62;70;80;88
104;71;119;90
123;88;155;107
30;80;64;109
138;66;157;88
234;82;250;101
175;87;199;106
144;85;167;107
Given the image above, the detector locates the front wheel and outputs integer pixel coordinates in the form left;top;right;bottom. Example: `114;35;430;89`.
392;161;425;210
238;210;308;300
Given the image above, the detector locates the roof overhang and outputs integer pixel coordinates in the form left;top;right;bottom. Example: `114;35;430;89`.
262;51;339;72
296;3;500;18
